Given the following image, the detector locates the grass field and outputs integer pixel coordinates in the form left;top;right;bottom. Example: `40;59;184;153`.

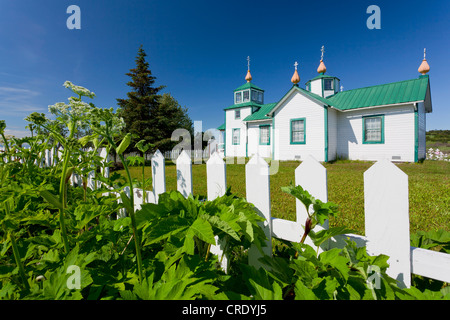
118;159;450;236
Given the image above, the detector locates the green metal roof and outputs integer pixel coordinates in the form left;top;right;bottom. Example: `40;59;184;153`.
233;82;264;92
224;101;264;110
243;103;277;121
227;76;430;117
217;123;225;130
327;75;429;111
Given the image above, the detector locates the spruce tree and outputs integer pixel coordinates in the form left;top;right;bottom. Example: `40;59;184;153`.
117;45;164;153
117;45;193;154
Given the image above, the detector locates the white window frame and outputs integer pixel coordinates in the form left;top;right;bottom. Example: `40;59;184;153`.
232;128;240;145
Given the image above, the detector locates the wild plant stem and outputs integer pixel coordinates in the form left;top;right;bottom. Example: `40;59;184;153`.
10;233;30;291
5;202;29;291
1;132;11;163
58;141;71;253
205;244;211;262
118;152;144;284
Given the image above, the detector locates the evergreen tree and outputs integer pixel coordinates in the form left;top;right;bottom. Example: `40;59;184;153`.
117;45;193;153
154;93;194;152
117;45;164;153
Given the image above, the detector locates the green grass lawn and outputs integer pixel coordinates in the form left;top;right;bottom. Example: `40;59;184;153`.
117;159;450;236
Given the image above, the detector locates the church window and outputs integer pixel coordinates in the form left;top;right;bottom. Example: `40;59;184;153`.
235;92;242;104
290;118;306;144
324;79;334;90
232;128;240;145
235;110;240;119
259;125;270;145
243;90;250;102
363;115;384;144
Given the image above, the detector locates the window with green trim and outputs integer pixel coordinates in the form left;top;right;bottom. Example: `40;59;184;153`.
363;115;384;144
243;90;250;102
324;79;333;90
235;92;242;104
259;125;270;145
290;118;305;144
232;128;240;145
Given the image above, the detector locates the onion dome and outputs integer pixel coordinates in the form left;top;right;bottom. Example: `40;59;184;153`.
291;61;300;85
245;56;252;82
317;60;327;74
245;69;252;82
418;48;430;75
317;45;327;74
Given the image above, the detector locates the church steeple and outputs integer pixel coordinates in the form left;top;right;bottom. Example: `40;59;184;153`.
233;56;264;105
305;45;340;97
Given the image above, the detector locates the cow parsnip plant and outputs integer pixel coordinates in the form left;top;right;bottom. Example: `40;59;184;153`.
0;82;448;300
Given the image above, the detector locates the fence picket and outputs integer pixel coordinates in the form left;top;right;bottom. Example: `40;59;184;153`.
206;152;226;201
151;149;166;203
176;150;193;198
206;152;229;271
246;154;272;269
364;159;411;288
295;155;329;251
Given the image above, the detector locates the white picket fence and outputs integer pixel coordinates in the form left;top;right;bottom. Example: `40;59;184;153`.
4;145;449;288
99;150;449;289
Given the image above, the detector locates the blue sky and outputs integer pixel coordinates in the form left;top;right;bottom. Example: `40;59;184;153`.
0;0;449;138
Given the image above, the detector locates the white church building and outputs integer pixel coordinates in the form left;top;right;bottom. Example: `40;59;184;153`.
219;48;432;162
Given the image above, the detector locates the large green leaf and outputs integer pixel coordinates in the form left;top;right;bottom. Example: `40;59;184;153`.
309;226;355;248
202;214;240;241
188;217;215;245
142;215;189;246
249;278;283;300
39;190;64;211
319;248;350;281
294;280;318;300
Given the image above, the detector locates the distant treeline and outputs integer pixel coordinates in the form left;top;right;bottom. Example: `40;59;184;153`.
426;130;450;152
426;130;450;143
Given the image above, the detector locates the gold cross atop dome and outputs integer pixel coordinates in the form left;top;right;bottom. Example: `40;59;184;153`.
317;45;327;74
245;56;252;82
418;48;430;75
291;61;300;84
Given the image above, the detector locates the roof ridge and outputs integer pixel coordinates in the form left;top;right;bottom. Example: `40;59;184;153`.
330;76;427;96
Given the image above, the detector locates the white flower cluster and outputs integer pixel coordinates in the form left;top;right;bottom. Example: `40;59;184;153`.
48;99;91;122
48;82;95;123
47;81;125;136
426;148;450;161
63;81;95;99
